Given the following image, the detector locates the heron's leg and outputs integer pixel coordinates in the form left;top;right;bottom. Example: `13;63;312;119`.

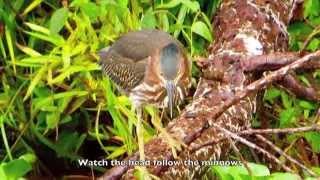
134;107;161;180
134;106;149;179
160;107;165;120
177;105;181;114
136;106;145;161
151;107;185;158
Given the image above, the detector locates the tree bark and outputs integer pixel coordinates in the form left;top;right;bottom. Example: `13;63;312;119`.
99;0;301;179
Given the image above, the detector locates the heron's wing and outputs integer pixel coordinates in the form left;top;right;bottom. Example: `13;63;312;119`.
99;48;147;91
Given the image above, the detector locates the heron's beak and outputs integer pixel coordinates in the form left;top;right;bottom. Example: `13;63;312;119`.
165;80;176;119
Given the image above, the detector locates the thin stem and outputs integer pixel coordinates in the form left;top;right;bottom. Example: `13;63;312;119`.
95;103;109;154
1;117;13;160
136;107;145;161
240;125;320;135
256;135;317;176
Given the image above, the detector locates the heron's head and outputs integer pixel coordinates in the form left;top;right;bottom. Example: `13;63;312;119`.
158;43;184;118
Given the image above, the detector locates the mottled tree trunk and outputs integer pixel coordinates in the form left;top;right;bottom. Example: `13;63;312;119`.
100;0;297;179
162;0;293;178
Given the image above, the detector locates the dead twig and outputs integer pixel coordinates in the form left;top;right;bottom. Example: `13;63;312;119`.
278;73;319;102
255;135;317;176
228;137;252;176
240;125;320;135
211;123;293;173
300;25;320;52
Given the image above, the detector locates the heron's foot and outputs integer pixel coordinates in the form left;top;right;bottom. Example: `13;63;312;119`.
158;128;186;159
150;107;185;158
151;115;185;158
135;166;160;180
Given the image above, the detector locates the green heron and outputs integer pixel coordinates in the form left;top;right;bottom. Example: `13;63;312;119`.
99;29;191;161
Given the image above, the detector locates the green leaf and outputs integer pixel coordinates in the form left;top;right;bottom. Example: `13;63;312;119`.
159;13;169;32
304;0;320;18
59;115;72;124
314;69;320;79
81;2;100;21
13;0;25;11
5;26;16;74
70;0;89;7
117;96;131;106
25;22;50;35
24;66;47;101
191;21;212;42
311;166;320;176
281;91;292;109
15;56;60;67
55;131;84;158
22;0;43;16
305;177;320;180
25;31;65;46
245;163;270;176
211;162;270;180
279;108;296;127
298;75;311;86
0;158;32;179
309;16;320;26
51;64;99;84
16;43;41;57
180;0;200;12
156;0;181;9
46;111;60;129
173;4;188;38
67;97;87;114
288;22;313;39
106;145;127;159
307;38;320;52
298;100;316;110
20;153;37;164
230;163;270;177
264;87;281;103
141;9;157;29
116;0;128;8
34;91;88;111
268;172;300;180
304;132;320;153
49;8;69;34
211;166;233;180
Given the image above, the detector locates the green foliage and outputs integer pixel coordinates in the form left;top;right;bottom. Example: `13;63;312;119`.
262;1;320;164
0;0;219;178
0;153;36;180
211;162;301;180
257;1;320;179
304;0;320;18
49;8;69;34
191;21;212;42
263;88;319;128
288;0;320;51
264;87;281;104
304;132;320;153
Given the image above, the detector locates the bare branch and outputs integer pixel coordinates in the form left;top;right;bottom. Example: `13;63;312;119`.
228;137;252;176
278;73;319;102
241;125;320;135
211;123;293;173
256;135;317;176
